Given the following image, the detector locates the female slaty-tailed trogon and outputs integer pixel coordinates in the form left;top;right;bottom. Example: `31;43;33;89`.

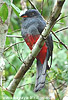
20;9;53;92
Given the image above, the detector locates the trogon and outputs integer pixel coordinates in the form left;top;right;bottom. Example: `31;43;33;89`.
20;9;53;92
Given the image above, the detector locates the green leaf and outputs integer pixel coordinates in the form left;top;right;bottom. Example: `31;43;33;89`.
3;0;11;5
3;89;12;98
0;3;8;23
0;87;3;100
11;3;21;17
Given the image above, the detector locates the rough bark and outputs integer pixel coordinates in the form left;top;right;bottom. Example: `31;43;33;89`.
0;0;12;86
7;0;65;96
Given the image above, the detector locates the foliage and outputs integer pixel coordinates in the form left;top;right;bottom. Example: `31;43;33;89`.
11;3;21;16
0;0;68;100
0;87;12;100
0;3;8;22
0;87;3;100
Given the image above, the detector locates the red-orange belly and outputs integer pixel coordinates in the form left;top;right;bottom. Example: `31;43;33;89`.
25;34;47;64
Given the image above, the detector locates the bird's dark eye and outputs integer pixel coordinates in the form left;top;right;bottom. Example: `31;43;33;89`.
31;13;34;16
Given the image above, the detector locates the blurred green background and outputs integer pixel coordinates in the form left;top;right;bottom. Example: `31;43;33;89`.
2;0;68;100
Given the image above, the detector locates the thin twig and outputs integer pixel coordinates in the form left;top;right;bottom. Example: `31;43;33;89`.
28;0;37;9
4;41;25;52
41;0;44;15
56;22;64;25
53;40;62;49
5;58;17;73
17;48;24;62
51;82;61;100
48;75;60;100
53;40;59;43
55;26;68;33
16;43;23;62
7;29;21;34
17;83;34;88
6;35;22;38
51;31;68;50
57;82;67;89
56;15;68;22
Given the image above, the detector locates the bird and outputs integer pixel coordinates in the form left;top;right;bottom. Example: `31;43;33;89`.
20;9;53;92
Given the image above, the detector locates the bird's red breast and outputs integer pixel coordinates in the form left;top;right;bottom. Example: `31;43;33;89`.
25;34;47;64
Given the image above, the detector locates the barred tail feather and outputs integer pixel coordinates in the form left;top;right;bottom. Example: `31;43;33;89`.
34;59;47;92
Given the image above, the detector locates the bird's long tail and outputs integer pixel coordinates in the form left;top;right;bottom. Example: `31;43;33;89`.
34;58;47;92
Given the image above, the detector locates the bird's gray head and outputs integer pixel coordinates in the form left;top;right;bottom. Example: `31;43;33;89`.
20;9;41;18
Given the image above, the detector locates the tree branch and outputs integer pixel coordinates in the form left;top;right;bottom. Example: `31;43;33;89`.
7;29;20;34
57;82;66;89
51;82;60;100
5;58;17;73
0;0;12;86
41;0;44;15
6;35;22;38
7;0;66;96
55;26;68;33
28;0;37;9
56;15;68;22
51;31;68;50
4;41;24;52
